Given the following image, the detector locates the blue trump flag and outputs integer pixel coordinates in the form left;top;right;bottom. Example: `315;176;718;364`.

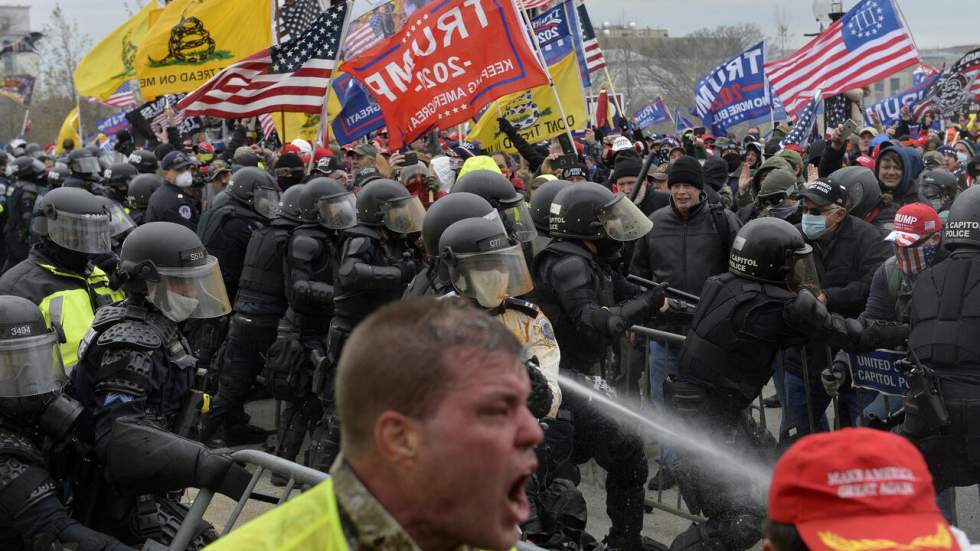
531;0;590;87
331;72;385;146
865;71;944;127
693;41;771;136
674;108;693;134
633;98;670;129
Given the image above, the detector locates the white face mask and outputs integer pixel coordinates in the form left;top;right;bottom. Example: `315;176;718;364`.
175;171;193;188
163;292;199;322
470;269;511;309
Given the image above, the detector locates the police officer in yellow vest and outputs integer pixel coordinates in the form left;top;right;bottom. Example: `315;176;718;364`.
207;298;542;551
0;187;125;371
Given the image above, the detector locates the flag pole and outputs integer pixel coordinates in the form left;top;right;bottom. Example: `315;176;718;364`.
602;66;627;127
19;108;30;137
75;94;84;145
517;1;578;152
310;0;354;172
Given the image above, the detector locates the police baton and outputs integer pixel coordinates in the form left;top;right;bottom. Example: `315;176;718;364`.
627;274;700;304
800;344;817;435
628;149;659;203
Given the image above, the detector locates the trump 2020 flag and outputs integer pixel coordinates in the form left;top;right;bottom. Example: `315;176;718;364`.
866;70;943;127
693;41;771;136
765;0;919;116
531;0;590;86
781;90;823;148
633;97;670;129
331;72;385;145
674;108;694;134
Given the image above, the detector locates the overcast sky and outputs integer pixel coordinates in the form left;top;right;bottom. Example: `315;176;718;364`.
25;0;978;52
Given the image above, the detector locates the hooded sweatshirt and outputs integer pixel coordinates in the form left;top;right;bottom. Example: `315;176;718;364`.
872;146;924;232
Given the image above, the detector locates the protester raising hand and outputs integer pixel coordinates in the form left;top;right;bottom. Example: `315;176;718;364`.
738;161;752;193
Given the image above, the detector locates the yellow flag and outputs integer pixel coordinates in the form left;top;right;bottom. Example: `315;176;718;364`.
74;1;157;100
273;112;321;145
135;0;272;99
467;53;587;154
55;107;80;155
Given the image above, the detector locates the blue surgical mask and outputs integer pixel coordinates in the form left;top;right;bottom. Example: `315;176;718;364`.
957;152;969;164
801;212;827;239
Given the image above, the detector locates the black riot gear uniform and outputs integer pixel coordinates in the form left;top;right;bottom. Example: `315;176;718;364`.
528;178;572;258
901;185;980;492
199;184;306;447
126;174;163;225
452;169;537;245
0;296;135;551
127;150;158;174
404;192;495;298
101;162;138;206
65;149;102;189
47;162;69;189
2;158;47;271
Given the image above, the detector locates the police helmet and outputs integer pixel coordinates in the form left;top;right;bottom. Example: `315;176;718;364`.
0;296;67;421
127;174;164;210
8;138;26;157
943;185;980;251
24;143;42;158
118;222;231;322
300;177;355;229
12;157;46;183
452;170;536;243
549;181;652;242
421;192;495;256
917;170;959;213
356;179;425;234
226;166;280;219
729;217;818;292
278;183;306;223
96;196;137;240
32;187;112;254
47;162;70;188
104;162;139;190
439;216;533;308
232;147;260;168
128;150;159;174
68;148;102;179
529;179;573;235
825;166;881;221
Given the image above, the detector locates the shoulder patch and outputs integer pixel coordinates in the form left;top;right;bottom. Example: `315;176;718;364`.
97;321;163;350
178;205;193;220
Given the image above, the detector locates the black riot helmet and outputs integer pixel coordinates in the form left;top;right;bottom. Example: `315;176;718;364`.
300;177;356;229
421;192;495;256
118;222;232;322
12;156;46;183
127;174;164;210
943;185;980;251
128;150;159;174
68;148;102;179
24;142;42;158
278;183;306;223
825;166;881;221
452;170;536;243
0;296;69;422
226;166;280;219
356;178;425;234
729;217;819;293
549;181;652;242
104;162;139;193
530;179;573;235
96;196;137;240
32;187;112;254
917;169;959;213
47;162;70;188
439;217;533;309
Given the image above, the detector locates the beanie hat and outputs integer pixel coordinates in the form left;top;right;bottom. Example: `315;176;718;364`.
668;156;704;190
613;152;642;181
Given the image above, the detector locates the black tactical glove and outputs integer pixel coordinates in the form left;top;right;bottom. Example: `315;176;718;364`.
525;357;553;419
643;284;667;312
399;253;420;283
195;450;252;500
787;288;830;328
858;319;909;351
265;322;305;400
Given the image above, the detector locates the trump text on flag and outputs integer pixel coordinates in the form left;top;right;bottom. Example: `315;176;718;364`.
693;41;770;136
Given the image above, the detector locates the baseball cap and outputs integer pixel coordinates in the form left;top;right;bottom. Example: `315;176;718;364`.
612;136;632;152
885;203;943;247
923;150;945;169
768;428;957;551
161;151;193;171
859;126;878;137
353;142;378;158
799;179;847;209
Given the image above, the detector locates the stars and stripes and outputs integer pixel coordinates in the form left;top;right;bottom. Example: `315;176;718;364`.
913;63;942;85
824;94;852;132
576;2;606;73
521;0;552;8
90;81;138;109
177;2;349;118
280;0;322;42
259;113;278;141
341;9;386;59
781;91;822;149
765;0;918;117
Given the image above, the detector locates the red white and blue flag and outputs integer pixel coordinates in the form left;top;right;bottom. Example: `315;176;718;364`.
781;90;823;149
90;81;137;109
765;0;919;116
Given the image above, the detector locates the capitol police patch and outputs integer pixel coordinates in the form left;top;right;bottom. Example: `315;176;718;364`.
178;205;193;220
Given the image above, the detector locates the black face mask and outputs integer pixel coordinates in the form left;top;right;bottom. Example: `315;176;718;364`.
723;153;741;172
278;176;302;190
596;239;624;262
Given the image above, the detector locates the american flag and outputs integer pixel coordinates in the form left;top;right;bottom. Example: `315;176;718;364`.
765;0;919;117
341;8;387;59
576;2;606;73
521;0;552;8
824;94;852;132
259;113;278;141
178;3;349;118
152;99;186;129
280;0;322;42
913;63;942;85
781;91;822;149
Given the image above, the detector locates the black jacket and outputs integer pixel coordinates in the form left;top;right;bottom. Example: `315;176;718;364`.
144;183;200;231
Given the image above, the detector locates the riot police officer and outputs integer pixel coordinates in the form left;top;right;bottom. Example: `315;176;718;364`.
901;185;980;500
404;191;496;297
126;174;163;226
47;162;69;189
530;182;664;551
916;169;959;222
0;187;125;370
2;157;47;271
199;184;308;447
667;217;902;550
0;295;136;551
64;149;103;190
451;169;538;255
145;151;200;230
268;178;357;471
528;178;572;258
127;150;158;175
101;162;138;207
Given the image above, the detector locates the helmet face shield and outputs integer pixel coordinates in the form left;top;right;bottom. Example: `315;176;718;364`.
253;186;281;219
500;200;537;243
72;156;102;176
145;256;231;322
449;245;533;308
45;210;113;254
317;192;357;230
105;202;137;238
382;195;426;234
599;195;653;241
0;333;66;398
787;251;821;295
